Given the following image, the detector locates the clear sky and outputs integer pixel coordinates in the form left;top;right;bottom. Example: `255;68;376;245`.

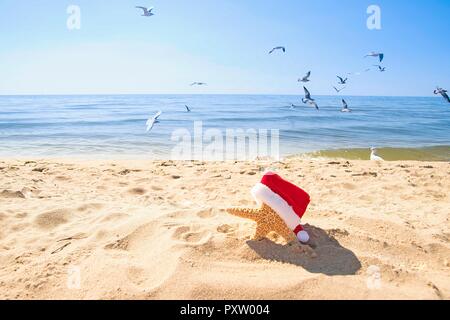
0;0;448;96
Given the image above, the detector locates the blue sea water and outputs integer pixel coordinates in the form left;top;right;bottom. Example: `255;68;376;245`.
0;95;449;159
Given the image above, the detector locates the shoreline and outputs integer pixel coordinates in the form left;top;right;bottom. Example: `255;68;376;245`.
0;157;449;299
0;144;448;162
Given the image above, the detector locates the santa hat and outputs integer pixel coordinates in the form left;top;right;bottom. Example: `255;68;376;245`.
251;171;311;243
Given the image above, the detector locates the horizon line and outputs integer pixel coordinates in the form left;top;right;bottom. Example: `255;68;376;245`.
0;93;440;99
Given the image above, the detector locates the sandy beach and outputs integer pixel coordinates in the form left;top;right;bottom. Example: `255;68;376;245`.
0;158;449;300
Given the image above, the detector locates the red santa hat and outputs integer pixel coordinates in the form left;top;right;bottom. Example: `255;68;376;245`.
251;171;311;243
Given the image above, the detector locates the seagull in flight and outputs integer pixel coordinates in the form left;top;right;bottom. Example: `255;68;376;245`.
302;86;319;110
370;147;384;161
434;86;450;103
365;52;384;62
298;71;311;83
348;69;371;76
268;46;286;54
185;105;191;112
341;99;352;113
374;65;386;72
337;76;348;84
146;111;162;132
190;82;207;86
333;86;346;93
136;6;154;17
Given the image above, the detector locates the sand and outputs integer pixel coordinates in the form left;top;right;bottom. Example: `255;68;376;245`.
0;158;449;300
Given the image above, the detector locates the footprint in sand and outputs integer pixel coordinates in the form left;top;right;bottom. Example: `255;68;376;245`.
15;212;28;219
104;237;129;251
118;169;131;175
341;183;357;190
127;187;147;196
55;175;70;181
126;266;146;285
1;190;25;199
34;209;71;229
182;231;211;244
172;226;211;246
10;222;31;232
217;224;236;234
196;208;216;219
77;203;104;212
172;226;191;238
238;199;252;206
99;212;129;223
358;194;374;202
105;223;160;251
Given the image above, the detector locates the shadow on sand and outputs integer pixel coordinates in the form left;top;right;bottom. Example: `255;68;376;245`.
247;224;361;276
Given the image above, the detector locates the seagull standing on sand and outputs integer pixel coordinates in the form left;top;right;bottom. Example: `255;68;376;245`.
365;52;384;62
190;82;207;86
136;6;154;17
341;99;352;113
146;111;162;132
298;71;311;83
370;147;385;161
434;86;450;103
337;76;348;85
185;105;191;112
374;65;386;72
302;86;319;110
268;46;286;54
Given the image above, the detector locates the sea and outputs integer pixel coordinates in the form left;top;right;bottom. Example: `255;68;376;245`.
0;95;449;161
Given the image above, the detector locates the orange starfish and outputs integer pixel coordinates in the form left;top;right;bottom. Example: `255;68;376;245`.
227;204;297;243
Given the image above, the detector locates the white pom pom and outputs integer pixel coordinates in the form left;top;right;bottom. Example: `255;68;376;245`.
297;230;310;243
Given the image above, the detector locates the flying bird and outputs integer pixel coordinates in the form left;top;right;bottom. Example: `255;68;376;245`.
190;82;207;86
374;65;386;72
146;111;162;132
434;87;450;103
365;52;384;62
185;105;191;112
370;147;385;161
333;86;346;93
348;69;371;76
136;6;154;17
341;99;351;113
298;71;311;83
302;86;319;110
268;46;286;54
337;76;348;84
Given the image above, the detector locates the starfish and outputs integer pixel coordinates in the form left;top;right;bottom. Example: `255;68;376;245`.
227;204;297;243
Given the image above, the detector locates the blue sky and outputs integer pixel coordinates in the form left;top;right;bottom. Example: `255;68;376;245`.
0;0;448;96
